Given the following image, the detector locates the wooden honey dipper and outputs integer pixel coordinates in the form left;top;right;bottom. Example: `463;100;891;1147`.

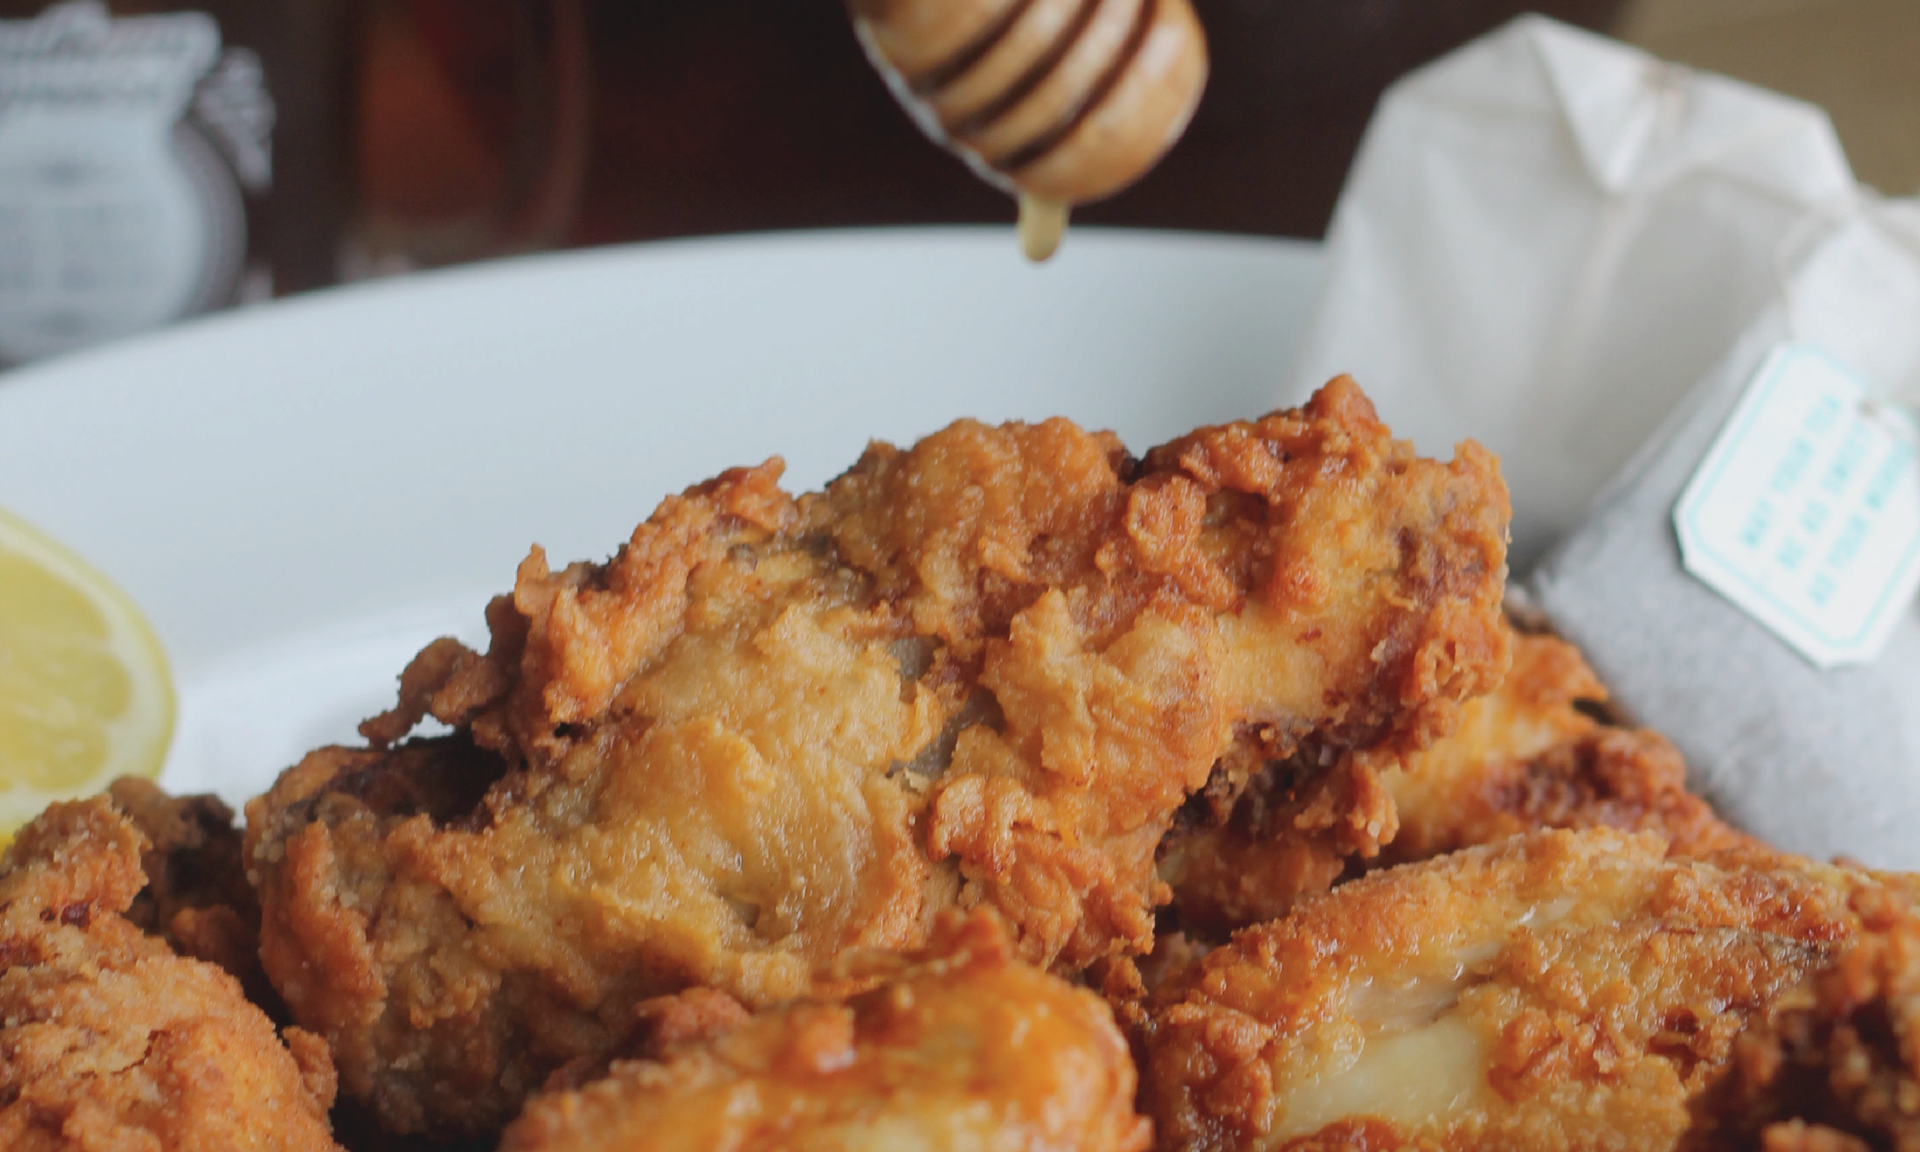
849;0;1209;261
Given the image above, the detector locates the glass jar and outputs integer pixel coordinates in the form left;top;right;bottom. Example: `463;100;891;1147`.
0;0;352;366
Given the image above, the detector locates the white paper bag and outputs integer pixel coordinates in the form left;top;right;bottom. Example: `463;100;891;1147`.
1286;14;1920;865
1286;14;1860;568
1528;202;1920;868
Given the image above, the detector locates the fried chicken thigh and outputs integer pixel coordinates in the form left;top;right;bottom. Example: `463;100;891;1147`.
245;378;1511;1136
499;909;1151;1152
0;799;340;1152
1701;884;1920;1151
1376;629;1751;867
1160;628;1750;938
106;776;271;1000
1144;829;1889;1152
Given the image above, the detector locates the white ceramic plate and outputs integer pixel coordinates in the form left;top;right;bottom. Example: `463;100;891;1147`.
0;227;1322;810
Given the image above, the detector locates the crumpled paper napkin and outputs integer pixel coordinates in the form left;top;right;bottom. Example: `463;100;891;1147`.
1286;14;1857;569
1286;14;1920;866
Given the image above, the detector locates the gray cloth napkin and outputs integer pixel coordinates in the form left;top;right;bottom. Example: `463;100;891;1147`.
1530;319;1920;870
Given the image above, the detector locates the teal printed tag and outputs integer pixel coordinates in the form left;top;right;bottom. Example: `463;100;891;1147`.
1675;344;1920;668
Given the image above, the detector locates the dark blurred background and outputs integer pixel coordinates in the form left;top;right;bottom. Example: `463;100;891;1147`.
2;0;1912;365
353;0;1628;265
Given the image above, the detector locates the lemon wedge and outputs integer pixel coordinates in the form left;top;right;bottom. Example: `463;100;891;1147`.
0;508;174;836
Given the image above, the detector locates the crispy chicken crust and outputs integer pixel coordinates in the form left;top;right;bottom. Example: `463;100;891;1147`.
1699;885;1920;1151
1376;630;1751;867
1160;628;1750;938
498;910;1151;1152
106;776;272;1002
1144;829;1887;1152
0;799;340;1152
244;379;1511;1136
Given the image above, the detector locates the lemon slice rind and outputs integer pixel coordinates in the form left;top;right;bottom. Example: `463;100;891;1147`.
0;508;175;833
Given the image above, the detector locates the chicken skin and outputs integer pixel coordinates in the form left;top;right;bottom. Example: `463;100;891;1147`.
1375;628;1750;866
1700;883;1920;1151
106;776;273;1003
1144;829;1891;1152
499;909;1151;1152
1160;627;1750;938
0;798;340;1152
244;378;1511;1136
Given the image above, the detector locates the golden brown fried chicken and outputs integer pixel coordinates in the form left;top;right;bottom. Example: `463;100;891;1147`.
1698;885;1920;1151
107;776;269;999
1160;628;1750;938
499;910;1150;1152
245;378;1511;1136
1155;747;1396;943
1144;829;1890;1152
0;798;340;1152
1376;630;1751;866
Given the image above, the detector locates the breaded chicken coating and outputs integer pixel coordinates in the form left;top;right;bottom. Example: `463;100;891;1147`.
1160;627;1749;938
1700;884;1920;1151
499;910;1150;1152
0;799;340;1152
245;379;1511;1136
107;776;271;1001
1376;629;1751;866
1144;829;1890;1152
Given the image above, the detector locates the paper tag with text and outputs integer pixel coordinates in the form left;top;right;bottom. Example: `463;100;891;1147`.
1675;345;1920;667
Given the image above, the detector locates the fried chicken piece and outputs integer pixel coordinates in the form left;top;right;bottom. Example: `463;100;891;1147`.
1143;828;1890;1152
1376;630;1751;866
0;798;340;1152
1160;628;1750;938
245;378;1511;1136
498;910;1151;1152
1698;885;1920;1151
106;776;269;999
1156;745;1398;942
